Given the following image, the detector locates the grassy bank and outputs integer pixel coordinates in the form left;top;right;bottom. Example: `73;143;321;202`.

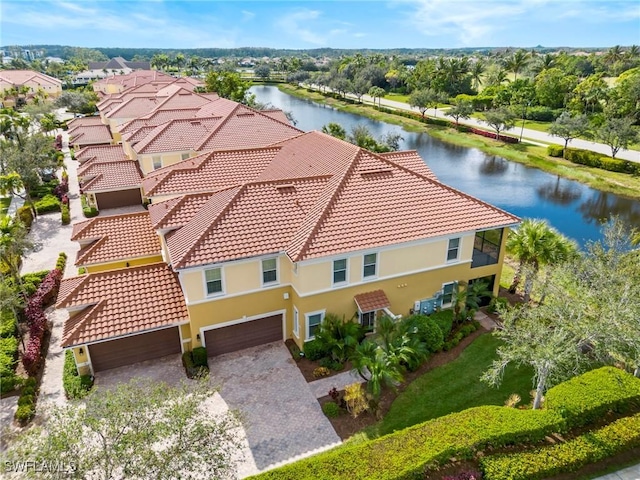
278;84;640;200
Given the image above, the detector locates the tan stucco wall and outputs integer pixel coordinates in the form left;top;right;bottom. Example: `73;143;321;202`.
83;255;163;273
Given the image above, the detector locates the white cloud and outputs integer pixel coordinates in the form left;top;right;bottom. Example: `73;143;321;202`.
276;9;327;45
241;10;255;21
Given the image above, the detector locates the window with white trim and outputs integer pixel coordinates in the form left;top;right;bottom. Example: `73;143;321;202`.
181;152;190;161
204;268;223;295
333;258;347;284
306;311;324;340
360;311;376;330
363;253;377;278
293;306;299;337
441;282;456;306
262;258;278;284
447;238;460;262
152;155;162;170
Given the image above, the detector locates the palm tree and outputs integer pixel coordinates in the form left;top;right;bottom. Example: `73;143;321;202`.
504;50;530;81
625;45;639;61
506;219;570;301
537;235;578;304
351;340;404;402
532;54;556;75
604;45;624;65
470;60;485;91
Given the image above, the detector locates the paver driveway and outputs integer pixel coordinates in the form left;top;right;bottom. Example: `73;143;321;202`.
94;342;340;477
209;341;341;472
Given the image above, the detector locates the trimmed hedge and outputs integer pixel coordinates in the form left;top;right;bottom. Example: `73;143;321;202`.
62;349;93;399
34;194;61;214
252;406;564;480
14;376;38;425
481;413;640;480
16;206;34;230
564;148;639;175
544;366;640;429
0;336;19;394
251;367;640;480
61;204;70;225
547;145;564;157
182;351;208;379
430;310;454;338
0;309;17;338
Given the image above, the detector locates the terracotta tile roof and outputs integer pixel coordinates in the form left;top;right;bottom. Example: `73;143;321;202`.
132;108;301;155
76;144;128;164
163;132;519;267
117;108;200;135
195;97;248;118
122;125;158;145
57;263;188;347
105;88;211;120
132;117;223;154
71;212;161;266
80;161;143;192
67;116;104;128
354;290;391;312
259;109;291;124
142;147;280;197
0;70;62;87
148;193;213;230
166;179;329;268
93;70;175;89
378;150;438;180
68;124;112;146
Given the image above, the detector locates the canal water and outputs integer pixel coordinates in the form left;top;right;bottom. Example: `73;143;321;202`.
251;85;640;247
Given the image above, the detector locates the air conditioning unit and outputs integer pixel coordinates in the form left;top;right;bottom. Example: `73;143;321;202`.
414;300;421;312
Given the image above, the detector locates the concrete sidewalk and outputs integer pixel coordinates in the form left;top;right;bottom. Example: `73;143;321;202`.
593;463;640;480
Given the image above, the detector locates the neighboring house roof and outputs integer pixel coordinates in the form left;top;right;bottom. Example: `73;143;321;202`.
148;193;213;231
0;69;62;88
67;116;105;128
378;151;438;180
68;124;113;146
141;147;280;197
80;160;143;192
57;263;188;347
260;109;290;123
89;57;151;70
93;70;175;89
131;107;301;155
76;144;129;164
354;290;391;313
117;108;200;135
105;88;212;120
71;211;161;266
162;131;519;268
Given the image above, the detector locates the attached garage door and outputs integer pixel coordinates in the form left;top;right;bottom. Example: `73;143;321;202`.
90;327;181;372
205;314;282;357
95;189;142;209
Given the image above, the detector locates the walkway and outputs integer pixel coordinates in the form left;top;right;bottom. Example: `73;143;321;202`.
304;84;640;163
594;463;640;480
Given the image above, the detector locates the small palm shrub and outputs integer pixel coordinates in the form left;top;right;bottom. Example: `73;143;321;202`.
314;313;364;363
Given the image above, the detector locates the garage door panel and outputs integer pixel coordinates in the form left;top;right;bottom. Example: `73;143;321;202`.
90;327;181;372
205;314;282;357
95;189;142;209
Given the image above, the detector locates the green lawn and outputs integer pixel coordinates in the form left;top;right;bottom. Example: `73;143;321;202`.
385;93;409;104
357;334;534;441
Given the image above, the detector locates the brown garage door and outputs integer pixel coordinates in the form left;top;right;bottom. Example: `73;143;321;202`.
95;188;142;209
205;314;282;357
90;327;181;372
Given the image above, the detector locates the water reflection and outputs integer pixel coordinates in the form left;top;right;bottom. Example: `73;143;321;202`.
251;86;640;247
536;177;582;205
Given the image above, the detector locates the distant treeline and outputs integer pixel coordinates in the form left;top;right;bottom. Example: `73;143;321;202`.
1;44;602;61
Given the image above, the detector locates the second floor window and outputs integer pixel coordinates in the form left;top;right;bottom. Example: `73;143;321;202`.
262;258;278;284
447;238;460;261
181;152;190;161
152;156;162;170
363;253;377;278
333;258;347;284
205;268;222;295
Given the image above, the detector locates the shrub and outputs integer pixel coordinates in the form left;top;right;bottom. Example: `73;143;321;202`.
288;341;302;361
20;270;50;297
56;252;67;272
481;413;640;480
344;382;369;418
192;346;209;367
303;338;330;361
16;206;34;230
545;366;640;429
525;106;561;122
17;394;35;407
0;309;16;338
254;406;564;480
314;314;364;363
547;145;564;157
313;366;330;378
487;296;508;314
430;310;454;338
322;401;342;418
401;314;444;353
15;403;35;424
182;351;207;379
63;349;93;399
562;148;635;176
443;471;483;480
61;204;70;225
83;206;99;218
34;194;61;214
0;336;19;394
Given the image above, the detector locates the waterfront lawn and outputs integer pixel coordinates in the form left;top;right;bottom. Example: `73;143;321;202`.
385;93;410;104
356;334;533;441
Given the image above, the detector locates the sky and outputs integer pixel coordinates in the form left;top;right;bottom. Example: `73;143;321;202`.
1;0;639;51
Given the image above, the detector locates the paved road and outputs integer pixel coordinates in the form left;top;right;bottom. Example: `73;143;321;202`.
304;84;640;163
